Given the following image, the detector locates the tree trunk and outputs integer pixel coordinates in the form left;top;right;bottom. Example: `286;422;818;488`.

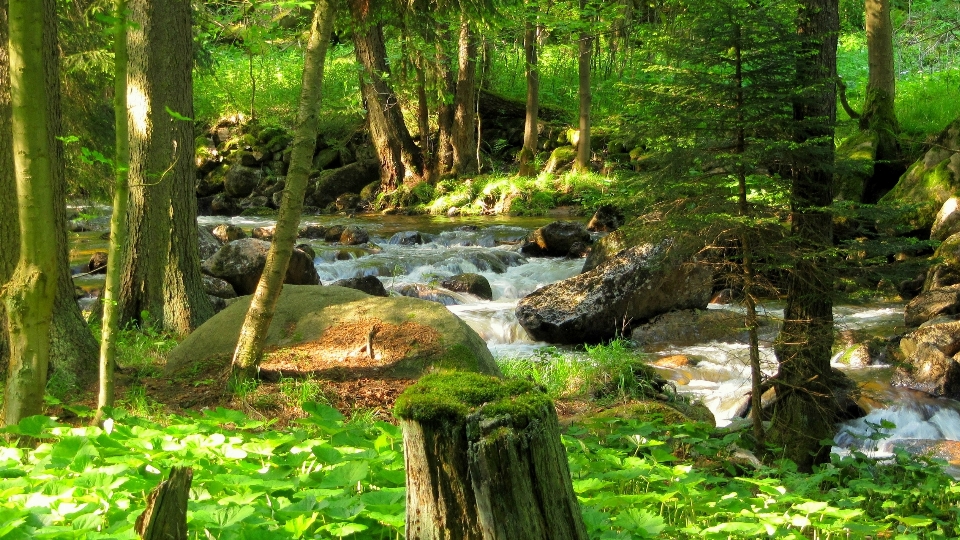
396;373;588;540
98;0;130;419
860;0;900;201
232;1;336;377
0;0;14;374
434;26;456;177
121;0;212;337
451;19;478;176
518;13;540;178
770;0;848;472
2;0;59;426
575;0;593;173
349;0;423;190
135;466;193;540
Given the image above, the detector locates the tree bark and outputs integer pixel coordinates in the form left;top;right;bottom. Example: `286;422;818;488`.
397;373;588;540
98;0;130;419
434;25;456;177
121;0;212;337
770;0;848;472
2;0;59;426
575;0;593;173
451;19;479;176
349;0;423;190
860;0;900;201
0;0;14;374
518;12;540;178
232;0;336;377
135;466;193;540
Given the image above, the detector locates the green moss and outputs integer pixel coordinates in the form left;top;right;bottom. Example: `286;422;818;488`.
394;372;551;427
435;343;480;372
240;206;279;217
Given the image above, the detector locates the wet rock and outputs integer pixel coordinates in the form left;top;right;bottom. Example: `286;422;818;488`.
87;252;108;274
296;243;316;261
241;195;269;209
211;224;246;243
210;194;241;216
516;240;714;344
331;275;389;297
203;275;237;299
895;321;960;399
924;232;960;291
198;226;222;260
899;273;926;300
340;225;369;245
631;309;756;347
932;197;960;241
223;165;261;198
389;231;424;245
252;225;276;241
324;225;345;242
440;273;493;300
395;283;464;306
299;224;328;239
335;193;361;212
523;220;592;257
202;238;321;295
905;284;960;327
586;204;625;233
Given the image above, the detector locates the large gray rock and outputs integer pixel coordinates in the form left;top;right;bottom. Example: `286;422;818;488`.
894;321;960;398
630;308;770;347
201;238;320;295
522;220;591;257
931;197;960;241
211;223;246;243
440;273;493;301
905;284;960;327
331;275;389;297
312;160;380;207
198;226;223;260
223;165;261;198
164;285;499;381
203;275;237;299
516;241;714;344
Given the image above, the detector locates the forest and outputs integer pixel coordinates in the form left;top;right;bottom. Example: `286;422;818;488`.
2;0;960;537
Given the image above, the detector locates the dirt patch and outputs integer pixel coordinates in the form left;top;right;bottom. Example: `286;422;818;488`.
259;318;442;379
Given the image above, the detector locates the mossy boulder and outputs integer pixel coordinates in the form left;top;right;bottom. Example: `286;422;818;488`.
835;130;878;202
924;231;960;291
312;160;380;207
544;146;577;174
880;117;960;231
164;285;499;380
440;273;493;300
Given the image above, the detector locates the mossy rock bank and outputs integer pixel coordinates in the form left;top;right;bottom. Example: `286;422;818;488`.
573;400;717;430
835;130;878;202
164;285;499;380
880;117;960;231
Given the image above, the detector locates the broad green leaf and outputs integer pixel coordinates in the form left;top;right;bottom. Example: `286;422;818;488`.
320;522;368;537
319;462;369;488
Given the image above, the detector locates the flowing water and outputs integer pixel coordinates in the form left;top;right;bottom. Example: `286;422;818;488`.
98;214;960;464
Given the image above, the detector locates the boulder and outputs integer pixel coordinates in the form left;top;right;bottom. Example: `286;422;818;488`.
833;130;878;202
586;204;625;233
201;238;321;295
196;167;225;197
312;160;380;207
544;146;576;174
252;225;276;241
395;283;465;306
389;231;424;245
203;275;237;299
630;308;763;347
516;240;714;344
163;285;500;380
879;117;960;231
925;232;960;291
211;224;246;243
340;225;369;245
208;295;229;314
298;224;328;239
905;284;960;327
223;165;261;198
295;243;316;261
335;193;361;212
331;275;389;297
324;225;345;242
523;221;591;257
198;226;222;260
895;321;960;399
931;197;960;241
440;273;493;300
87;252;108;274
210;194;241;216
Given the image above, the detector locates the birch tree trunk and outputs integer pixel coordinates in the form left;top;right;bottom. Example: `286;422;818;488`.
2;0;59;425
396;373;588;540
232;0;336;377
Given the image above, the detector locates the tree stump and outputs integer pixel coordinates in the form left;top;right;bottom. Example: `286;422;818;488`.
135;466;193;540
395;372;588;540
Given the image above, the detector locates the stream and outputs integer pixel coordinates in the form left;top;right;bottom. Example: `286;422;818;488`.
74;212;960;467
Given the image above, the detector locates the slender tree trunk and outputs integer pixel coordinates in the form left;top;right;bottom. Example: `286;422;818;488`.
0;0;14;375
415;55;431;174
121;0;212;337
451;18;478;176
233;1;336;377
860;0;900;201
2;0;58;426
575;0;593;173
435;26;456;177
135;467;193;540
518;12;540;178
97;0;130;419
349;0;423;190
770;0;846;472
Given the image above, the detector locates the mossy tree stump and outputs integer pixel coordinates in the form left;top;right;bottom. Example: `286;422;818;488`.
135;466;192;540
394;373;587;540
